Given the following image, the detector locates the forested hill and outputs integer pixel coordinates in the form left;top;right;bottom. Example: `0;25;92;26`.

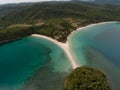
0;2;120;27
0;1;120;43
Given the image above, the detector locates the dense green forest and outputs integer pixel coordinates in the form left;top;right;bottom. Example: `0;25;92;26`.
0;1;120;43
64;67;111;90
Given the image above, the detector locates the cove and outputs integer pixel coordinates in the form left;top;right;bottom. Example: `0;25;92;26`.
69;22;120;90
0;36;72;90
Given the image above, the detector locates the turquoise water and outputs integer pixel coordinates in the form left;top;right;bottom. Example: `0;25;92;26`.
69;22;120;90
1;22;120;90
0;36;72;89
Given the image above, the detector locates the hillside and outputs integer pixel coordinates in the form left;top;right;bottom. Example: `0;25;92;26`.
0;1;120;43
0;2;120;26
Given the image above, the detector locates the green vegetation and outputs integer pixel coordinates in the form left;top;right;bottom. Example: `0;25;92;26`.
64;67;111;90
0;2;120;43
0;20;75;43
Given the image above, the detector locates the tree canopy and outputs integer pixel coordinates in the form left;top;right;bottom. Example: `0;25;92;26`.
64;67;111;90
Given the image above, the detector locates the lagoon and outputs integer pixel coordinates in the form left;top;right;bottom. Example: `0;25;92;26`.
69;22;120;90
0;36;72;90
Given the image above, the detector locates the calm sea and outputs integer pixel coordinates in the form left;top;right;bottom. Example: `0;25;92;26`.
0;36;72;90
69;22;120;90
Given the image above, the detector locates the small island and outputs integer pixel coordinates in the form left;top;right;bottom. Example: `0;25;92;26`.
64;67;111;90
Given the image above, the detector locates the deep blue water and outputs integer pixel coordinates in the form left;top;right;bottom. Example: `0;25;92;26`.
69;22;120;90
0;36;72;89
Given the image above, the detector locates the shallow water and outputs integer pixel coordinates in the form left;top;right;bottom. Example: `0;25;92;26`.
69;22;120;90
0;22;120;90
0;36;72;89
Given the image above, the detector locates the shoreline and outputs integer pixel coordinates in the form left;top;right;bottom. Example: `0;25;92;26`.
32;34;78;69
32;21;118;69
67;21;118;40
67;21;118;50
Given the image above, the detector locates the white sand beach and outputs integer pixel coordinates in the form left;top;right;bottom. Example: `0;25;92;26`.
67;21;117;39
32;21;117;69
32;34;78;69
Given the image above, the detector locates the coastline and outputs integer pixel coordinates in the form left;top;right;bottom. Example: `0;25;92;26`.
0;21;119;89
67;21;118;52
32;21;118;69
68;21;120;90
67;21;118;40
32;34;78;69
